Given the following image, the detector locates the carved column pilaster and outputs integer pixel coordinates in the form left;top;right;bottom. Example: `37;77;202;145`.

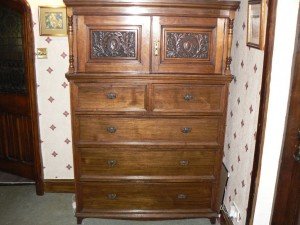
68;16;74;74
225;18;234;75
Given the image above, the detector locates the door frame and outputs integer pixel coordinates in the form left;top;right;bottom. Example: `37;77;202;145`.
271;8;300;225
245;0;278;224
0;0;44;195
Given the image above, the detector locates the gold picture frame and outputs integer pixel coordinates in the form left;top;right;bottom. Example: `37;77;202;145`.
39;7;67;36
247;0;267;50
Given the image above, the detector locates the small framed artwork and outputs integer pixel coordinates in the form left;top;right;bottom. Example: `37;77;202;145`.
39;7;67;36
247;0;267;50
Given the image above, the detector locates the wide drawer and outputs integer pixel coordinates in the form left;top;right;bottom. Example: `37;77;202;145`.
78;182;212;212
76;83;147;111
79;147;216;179
153;84;225;113
78;116;220;145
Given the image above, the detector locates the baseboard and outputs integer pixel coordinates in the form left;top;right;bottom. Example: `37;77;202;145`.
220;206;234;225
44;179;75;193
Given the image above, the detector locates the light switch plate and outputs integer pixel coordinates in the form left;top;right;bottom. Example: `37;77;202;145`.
36;48;47;59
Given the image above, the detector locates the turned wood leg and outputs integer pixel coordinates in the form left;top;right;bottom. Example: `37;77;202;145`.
77;217;83;225
210;218;217;224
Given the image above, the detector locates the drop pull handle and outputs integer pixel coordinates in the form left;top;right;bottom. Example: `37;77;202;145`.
107;160;117;167
177;194;187;199
107;127;117;133
107;92;117;100
181;127;192;134
154;40;160;56
107;193;117;200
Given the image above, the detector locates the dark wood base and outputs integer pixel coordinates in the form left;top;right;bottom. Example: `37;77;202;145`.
44;179;75;193
77;217;83;225
76;213;219;224
210;217;217;224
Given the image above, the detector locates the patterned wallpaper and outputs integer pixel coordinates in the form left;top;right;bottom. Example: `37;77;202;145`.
27;0;74;179
222;0;265;224
27;1;265;222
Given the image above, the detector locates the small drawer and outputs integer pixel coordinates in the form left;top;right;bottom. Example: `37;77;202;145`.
153;84;224;113
76;83;147;111
78;182;212;212
78;116;220;145
79;147;216;179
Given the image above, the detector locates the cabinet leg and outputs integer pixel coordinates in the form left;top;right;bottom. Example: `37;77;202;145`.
77;217;83;225
210;218;217;224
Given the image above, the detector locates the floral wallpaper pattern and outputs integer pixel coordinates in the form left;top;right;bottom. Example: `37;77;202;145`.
27;0;74;179
223;0;265;224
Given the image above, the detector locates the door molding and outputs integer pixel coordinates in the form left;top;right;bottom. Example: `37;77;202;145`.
22;0;44;195
0;0;44;195
271;8;300;225
246;0;278;224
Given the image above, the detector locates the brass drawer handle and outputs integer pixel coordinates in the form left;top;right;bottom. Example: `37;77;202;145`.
107;92;117;100
154;40;160;56
184;94;193;101
107;193;117;200
107;160;117;167
180;160;189;166
107;127;117;133
181;127;192;134
177;194;187;199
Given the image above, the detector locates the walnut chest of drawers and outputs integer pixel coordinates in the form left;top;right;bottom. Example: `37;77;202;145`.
64;1;239;224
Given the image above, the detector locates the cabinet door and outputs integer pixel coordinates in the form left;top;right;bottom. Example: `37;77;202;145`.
152;17;226;74
77;16;150;73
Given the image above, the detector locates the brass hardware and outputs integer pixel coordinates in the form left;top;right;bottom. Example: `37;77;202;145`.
36;48;47;59
294;146;300;163
180;160;189;166
107;193;117;200
107;92;117;100
154;40;160;56
177;194;187;199
107;127;117;133
184;94;193;101
107;160;117;167
181;127;192;134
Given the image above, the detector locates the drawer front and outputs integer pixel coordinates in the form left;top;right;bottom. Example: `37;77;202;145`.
78;182;212;212
153;84;224;113
78;116;220;144
76;83;147;111
79;147;216;179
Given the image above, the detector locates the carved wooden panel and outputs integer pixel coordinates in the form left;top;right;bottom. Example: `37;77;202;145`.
166;32;210;59
91;30;137;59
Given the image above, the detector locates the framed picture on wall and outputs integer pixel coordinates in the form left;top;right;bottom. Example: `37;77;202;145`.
39;7;67;36
247;0;267;50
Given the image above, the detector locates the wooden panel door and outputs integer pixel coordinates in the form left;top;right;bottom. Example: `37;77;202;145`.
0;1;35;179
152;16;227;74
272;13;300;225
76;16;151;73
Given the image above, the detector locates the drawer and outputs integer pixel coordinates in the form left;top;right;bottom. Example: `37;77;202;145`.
78;116;220;144
76;83;147;111
153;84;224;113
79;147;216;179
78;182;212;212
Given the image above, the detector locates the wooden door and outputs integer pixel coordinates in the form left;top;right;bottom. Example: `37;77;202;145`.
76;15;151;73
0;1;35;179
152;16;227;74
271;12;300;225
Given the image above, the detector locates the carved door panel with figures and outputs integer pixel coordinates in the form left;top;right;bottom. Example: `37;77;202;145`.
152;17;227;74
